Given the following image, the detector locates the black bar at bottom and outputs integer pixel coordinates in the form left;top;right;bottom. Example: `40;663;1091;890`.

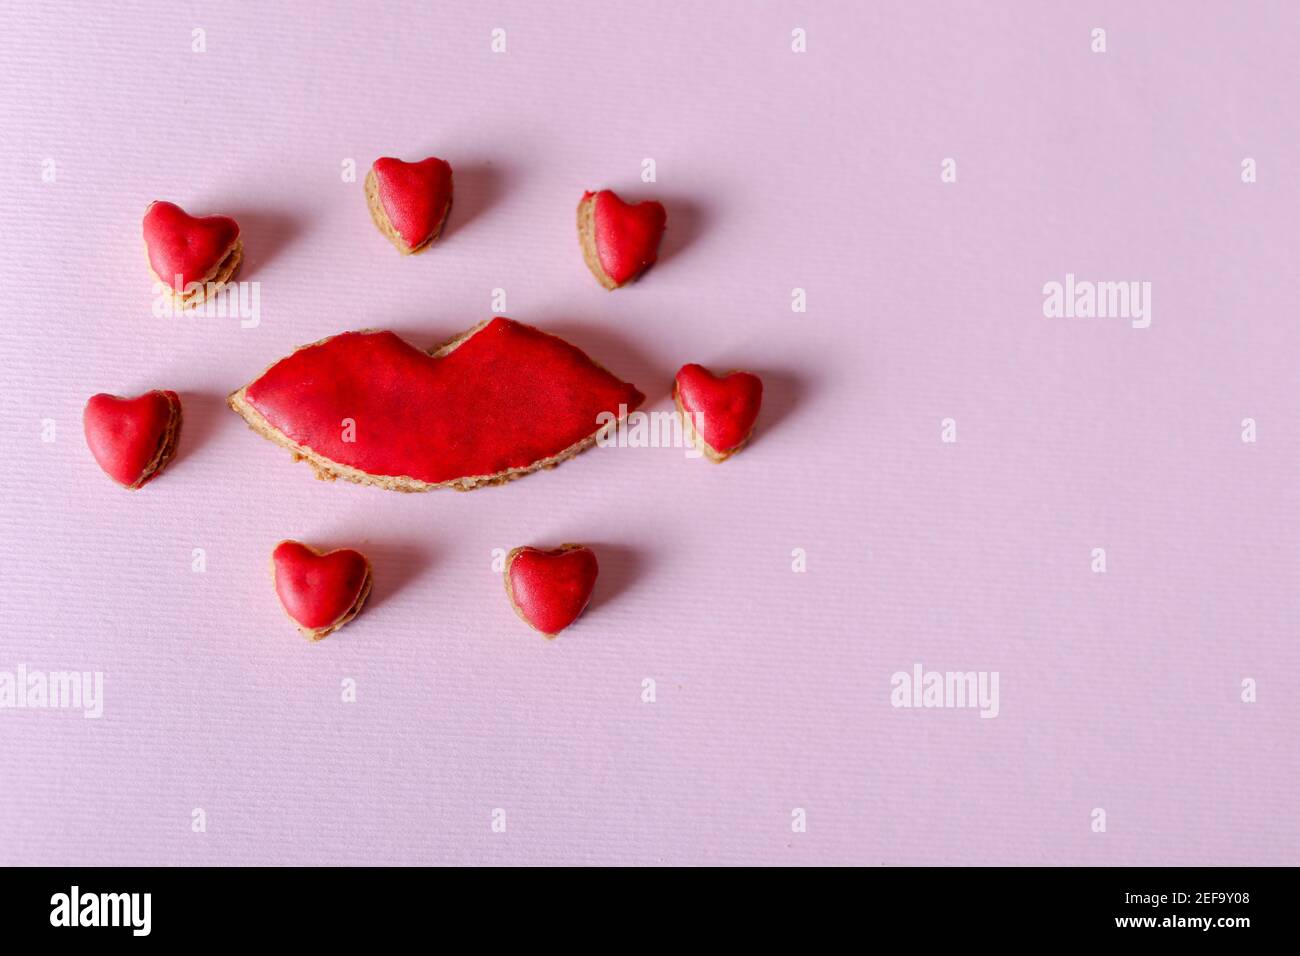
0;865;1274;941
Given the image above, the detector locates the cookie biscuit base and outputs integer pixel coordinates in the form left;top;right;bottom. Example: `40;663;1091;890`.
673;379;754;463
365;169;451;255
131;391;183;488
147;239;243;310
299;570;371;641
272;543;373;641
227;320;637;492
576;192;619;289
503;544;588;638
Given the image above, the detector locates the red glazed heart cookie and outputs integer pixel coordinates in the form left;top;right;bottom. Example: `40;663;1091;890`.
674;364;763;462
366;156;454;254
83;390;183;489
271;540;372;641
228;317;644;491
504;545;599;637
577;189;666;289
142;201;242;308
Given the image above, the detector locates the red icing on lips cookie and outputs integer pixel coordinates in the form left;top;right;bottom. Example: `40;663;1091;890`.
504;545;599;637
83;390;182;488
271;540;372;640
367;156;453;253
674;364;763;462
230;317;644;490
142;201;241;291
577;189;666;289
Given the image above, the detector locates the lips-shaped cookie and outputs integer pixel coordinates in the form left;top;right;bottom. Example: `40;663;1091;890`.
366;156;454;254
674;364;763;462
83;390;183;489
504;545;599;637
271;540;372;640
142;201;242;308
577;189;666;289
229;317;644;491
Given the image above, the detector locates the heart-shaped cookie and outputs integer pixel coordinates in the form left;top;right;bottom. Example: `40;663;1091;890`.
142;201;242;307
271;540;372;641
83;390;183;489
229;317;644;490
366;156;454;254
577;189;666;289
674;364;763;462
504;545;599;637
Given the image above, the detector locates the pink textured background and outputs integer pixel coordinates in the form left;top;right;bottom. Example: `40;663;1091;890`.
1;1;1297;866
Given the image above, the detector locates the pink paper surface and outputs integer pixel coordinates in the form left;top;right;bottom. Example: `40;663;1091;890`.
1;1;1297;866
